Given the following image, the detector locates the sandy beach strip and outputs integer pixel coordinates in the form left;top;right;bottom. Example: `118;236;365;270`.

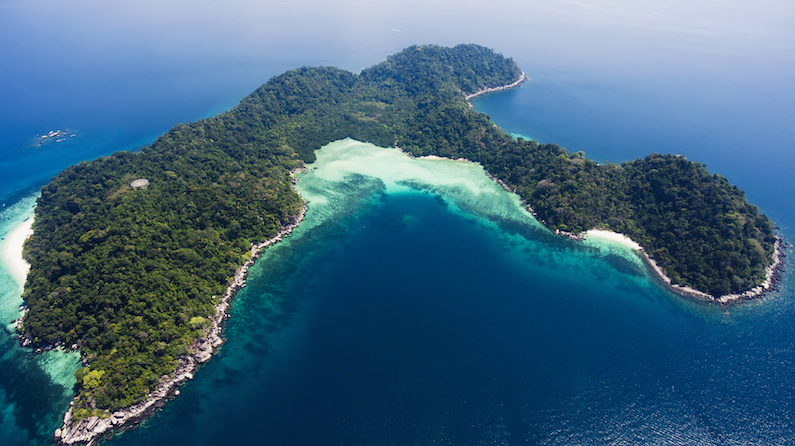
582;229;643;251
579;228;783;303
2;217;34;287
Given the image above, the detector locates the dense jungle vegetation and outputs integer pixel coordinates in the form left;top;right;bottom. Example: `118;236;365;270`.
21;44;776;414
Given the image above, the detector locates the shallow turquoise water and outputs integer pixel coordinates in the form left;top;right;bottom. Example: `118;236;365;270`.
104;141;795;445
0;198;81;446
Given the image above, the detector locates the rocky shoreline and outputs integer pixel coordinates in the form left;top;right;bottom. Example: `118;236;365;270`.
555;225;785;304
53;202;308;445
552;225;785;304
464;72;527;103
460;70;786;303
481;158;786;304
641;237;786;304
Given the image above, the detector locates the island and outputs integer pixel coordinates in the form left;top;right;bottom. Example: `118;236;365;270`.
15;44;780;443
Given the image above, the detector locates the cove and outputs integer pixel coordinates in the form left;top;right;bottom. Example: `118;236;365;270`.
98;139;792;445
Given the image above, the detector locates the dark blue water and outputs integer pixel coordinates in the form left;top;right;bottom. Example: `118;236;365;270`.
107;189;795;445
471;66;795;228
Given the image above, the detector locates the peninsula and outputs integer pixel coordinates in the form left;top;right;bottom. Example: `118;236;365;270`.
15;44;779;443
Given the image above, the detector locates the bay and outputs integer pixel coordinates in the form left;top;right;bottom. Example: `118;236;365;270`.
109;140;795;445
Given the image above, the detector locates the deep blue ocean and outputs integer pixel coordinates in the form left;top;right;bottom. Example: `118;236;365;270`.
2;1;795;444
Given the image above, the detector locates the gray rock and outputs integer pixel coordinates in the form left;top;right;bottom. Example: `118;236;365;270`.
92;419;110;434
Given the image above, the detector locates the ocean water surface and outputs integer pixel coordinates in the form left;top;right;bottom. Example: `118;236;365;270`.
2;1;795;444
107;140;795;445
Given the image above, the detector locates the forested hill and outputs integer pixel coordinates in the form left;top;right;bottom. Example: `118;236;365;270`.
21;44;776;416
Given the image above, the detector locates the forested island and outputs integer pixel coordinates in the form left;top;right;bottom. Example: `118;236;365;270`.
17;44;779;442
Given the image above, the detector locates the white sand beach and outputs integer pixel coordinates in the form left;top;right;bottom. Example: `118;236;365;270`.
583;229;642;251
2;217;34;287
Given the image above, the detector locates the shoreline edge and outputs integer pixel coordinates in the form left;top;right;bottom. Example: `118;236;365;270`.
53;173;309;445
2;216;34;289
465;71;527;103
463;70;786;304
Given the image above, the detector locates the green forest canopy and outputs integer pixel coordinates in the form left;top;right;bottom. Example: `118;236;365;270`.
21;44;777;414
